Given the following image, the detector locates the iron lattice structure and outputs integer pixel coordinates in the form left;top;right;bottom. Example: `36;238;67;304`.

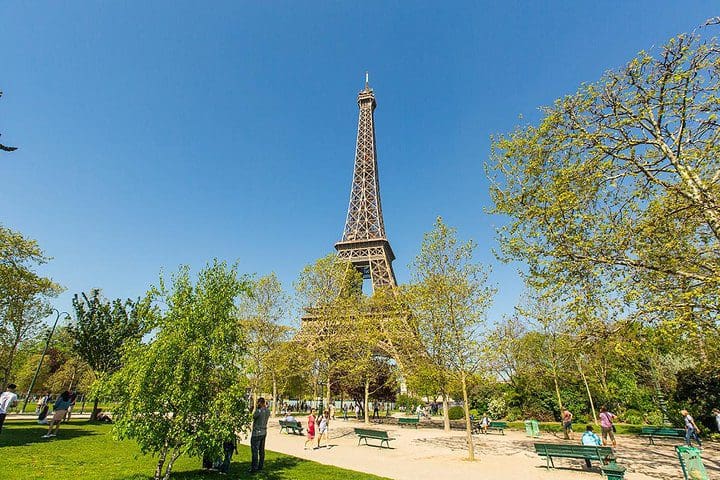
335;80;397;290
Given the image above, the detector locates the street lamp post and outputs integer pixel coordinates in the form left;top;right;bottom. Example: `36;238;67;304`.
21;309;69;413
317;380;325;413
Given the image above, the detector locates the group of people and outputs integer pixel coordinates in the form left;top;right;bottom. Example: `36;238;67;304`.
301;408;331;450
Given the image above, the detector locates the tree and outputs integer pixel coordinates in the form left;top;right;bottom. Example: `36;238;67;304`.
107;261;252;480
0;92;17;152
69;289;150;419
487;33;720;333
239;273;291;415
404;217;495;460
294;254;363;411
0;225;62;387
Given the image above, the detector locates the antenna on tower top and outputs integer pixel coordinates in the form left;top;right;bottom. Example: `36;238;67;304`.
365;71;369;89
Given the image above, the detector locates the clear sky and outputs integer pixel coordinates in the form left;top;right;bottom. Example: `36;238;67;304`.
1;1;715;325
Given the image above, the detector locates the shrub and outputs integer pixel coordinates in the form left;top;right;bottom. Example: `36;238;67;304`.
622;409;644;425
487;397;507;419
448;406;464;420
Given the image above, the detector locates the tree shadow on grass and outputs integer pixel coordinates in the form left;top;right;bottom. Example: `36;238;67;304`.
0;420;99;447
120;455;306;480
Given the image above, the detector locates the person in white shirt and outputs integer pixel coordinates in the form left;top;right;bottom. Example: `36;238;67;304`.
0;384;18;434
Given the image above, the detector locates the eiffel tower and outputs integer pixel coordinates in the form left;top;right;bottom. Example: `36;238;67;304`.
335;75;397;291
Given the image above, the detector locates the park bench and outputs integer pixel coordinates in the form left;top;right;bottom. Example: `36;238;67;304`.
639;426;685;445
487;421;507;434
279;420;304;435
398;417;419;428
534;443;615;470
354;427;395;449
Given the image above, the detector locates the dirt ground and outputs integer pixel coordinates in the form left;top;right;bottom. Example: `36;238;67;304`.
241;417;720;480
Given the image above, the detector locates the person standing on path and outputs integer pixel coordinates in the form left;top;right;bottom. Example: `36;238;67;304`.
249;397;270;473
43;390;72;438
562;409;574;440
304;408;316;450
681;409;702;447
0;384;18;434
712;408;720;433
316;409;330;449
599;406;616;447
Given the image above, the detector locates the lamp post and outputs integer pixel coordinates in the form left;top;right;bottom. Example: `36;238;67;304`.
21;309;69;413
317;380;325;413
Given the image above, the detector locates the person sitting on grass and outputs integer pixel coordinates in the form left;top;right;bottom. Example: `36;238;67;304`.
42;390;72;439
580;425;602;469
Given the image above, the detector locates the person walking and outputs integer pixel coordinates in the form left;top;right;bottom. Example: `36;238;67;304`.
681;409;702;447
0;384;18;434
562;409;574;440
712;408;720;433
373;402;379;420
479;413;491;434
42;390;72;438
599;406;617;447
355;403;360;420
304;408;316;450
64;389;77;422
249;397;270;473
316;409;330;449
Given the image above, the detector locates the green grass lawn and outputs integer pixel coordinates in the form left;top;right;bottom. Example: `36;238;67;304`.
0;420;389;480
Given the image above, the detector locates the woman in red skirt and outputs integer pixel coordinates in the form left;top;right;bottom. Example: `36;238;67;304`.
304;408;316;450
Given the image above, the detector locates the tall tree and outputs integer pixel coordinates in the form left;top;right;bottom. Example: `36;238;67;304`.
107;261;252;480
487;33;720;329
69;289;151;418
0;225;61;387
239;273;291;415
294;254;363;411
405;217;495;460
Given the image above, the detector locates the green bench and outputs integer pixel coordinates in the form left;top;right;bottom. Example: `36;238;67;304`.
639;426;685;445
398;417;419;428
279;420;303;435
534;443;615;470
487;421;507;434
354;427;395;448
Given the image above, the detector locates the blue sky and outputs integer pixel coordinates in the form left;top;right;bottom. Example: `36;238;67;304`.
1;1;715;325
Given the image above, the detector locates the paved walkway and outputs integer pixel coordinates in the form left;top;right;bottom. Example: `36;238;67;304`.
241;417;720;480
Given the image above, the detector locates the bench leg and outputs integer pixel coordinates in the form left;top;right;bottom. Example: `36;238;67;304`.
549;456;555;469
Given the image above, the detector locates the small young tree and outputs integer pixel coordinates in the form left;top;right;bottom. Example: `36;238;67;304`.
405;217;495;461
108;261;252;480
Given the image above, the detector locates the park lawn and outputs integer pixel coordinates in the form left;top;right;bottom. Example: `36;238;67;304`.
0;421;389;480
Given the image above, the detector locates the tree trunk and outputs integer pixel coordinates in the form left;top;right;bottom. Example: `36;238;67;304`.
162;447;182;480
154;444;168;480
461;372;476;461
90;397;100;421
551;364;563;412
577;359;597;424
252;389;258;412
364;378;370;425
442;393;450;432
326;377;331;415
1;331;22;388
271;376;278;416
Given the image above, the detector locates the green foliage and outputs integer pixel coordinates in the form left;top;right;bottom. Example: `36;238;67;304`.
395;394;420;413
448;405;464;420
674;365;720;430
0;224;62;387
108;260;252;480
